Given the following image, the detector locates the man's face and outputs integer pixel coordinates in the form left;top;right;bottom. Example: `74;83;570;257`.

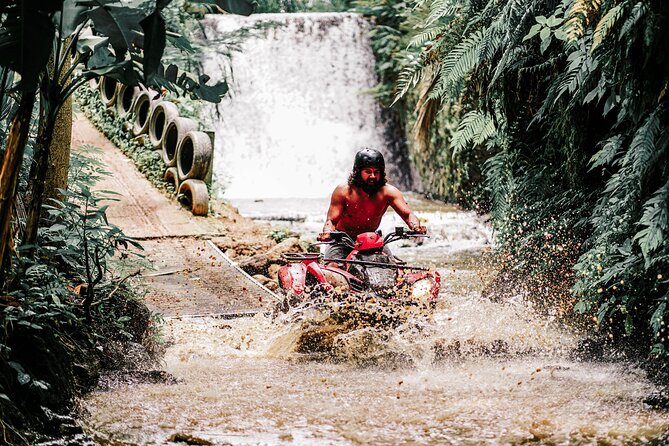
360;167;381;184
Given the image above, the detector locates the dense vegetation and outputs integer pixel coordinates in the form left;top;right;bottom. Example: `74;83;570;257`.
0;0;250;442
363;0;668;363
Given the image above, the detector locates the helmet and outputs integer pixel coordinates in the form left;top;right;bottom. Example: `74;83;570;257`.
353;148;385;171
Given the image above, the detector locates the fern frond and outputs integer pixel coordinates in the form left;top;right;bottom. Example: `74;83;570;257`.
450;110;496;154
592;4;625;51
589;135;623;170
562;0;602;47
628;104;664;178
634;179;669;266
437;30;484;91
484;150;515;220
393;54;426;103
426;0;460;27
408;28;440;49
619;2;648;40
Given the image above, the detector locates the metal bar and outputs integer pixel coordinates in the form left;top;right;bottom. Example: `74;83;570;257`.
323;257;429;271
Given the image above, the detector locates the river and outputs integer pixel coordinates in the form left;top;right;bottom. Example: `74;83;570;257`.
82;198;669;445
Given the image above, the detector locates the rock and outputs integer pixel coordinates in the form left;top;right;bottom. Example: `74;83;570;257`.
265;280;279;292
268;263;282;279
224;248;237;258
252;274;271;285
238;237;301;274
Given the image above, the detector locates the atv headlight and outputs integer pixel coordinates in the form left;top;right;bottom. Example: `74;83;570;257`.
411;278;435;306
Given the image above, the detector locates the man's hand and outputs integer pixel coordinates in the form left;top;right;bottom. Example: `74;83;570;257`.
317;232;331;242
412;225;427;235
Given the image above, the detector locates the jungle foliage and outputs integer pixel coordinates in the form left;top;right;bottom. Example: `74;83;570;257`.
0;0;251;441
354;0;485;204
390;0;669;357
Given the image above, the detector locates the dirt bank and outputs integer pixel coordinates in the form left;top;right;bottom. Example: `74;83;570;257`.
71;113;291;316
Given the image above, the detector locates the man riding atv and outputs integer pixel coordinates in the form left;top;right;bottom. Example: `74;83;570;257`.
318;148;427;261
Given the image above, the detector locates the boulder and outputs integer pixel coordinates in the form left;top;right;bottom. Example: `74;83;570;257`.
238;237;302;274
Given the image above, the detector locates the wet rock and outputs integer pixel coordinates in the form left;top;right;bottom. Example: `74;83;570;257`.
238;237;302;274
96;370;182;391
252;274;271;285
265;280;279;292
168;432;227;445
268;263;282;279
103;341;157;370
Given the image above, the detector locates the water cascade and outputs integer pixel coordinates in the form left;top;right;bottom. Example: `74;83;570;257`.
200;13;414;200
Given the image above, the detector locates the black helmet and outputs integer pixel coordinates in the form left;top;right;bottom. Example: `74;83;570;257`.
353;148;385;171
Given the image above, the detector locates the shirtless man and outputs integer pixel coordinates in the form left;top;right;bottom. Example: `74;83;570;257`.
318;148;426;259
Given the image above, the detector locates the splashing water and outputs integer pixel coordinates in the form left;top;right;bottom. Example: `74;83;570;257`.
83;281;669;445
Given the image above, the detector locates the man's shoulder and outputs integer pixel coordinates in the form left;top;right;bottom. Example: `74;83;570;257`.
381;183;401;198
332;183;351;199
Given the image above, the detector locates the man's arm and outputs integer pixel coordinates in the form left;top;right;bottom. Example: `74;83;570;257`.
318;186;346;241
387;186;426;234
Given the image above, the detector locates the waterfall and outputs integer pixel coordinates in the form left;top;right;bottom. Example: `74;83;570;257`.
201;13;413;200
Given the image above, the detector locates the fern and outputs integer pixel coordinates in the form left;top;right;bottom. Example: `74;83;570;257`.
425;0;460;27
450;110;496;154
561;0;602;48
634;180;669;266
430;30;483;99
588;134;623;170
393;54;427;103
628;104;664;179
407;28;441;49
619;1;648;41
591;3;625;52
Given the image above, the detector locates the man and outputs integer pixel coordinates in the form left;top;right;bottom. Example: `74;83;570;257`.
318;148;426;260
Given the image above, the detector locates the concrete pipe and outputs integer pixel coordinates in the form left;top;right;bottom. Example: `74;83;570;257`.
115;84;141;119
164;166;180;192
178;179;209;216
148;101;179;149
132;90;159;136
177;131;212;181
162;117;197;167
99;76;119;107
89;76;100;90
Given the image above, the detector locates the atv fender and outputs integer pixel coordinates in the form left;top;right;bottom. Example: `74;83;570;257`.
278;263;307;295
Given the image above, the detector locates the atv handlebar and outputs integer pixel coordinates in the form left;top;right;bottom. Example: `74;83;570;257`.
317;227;428;247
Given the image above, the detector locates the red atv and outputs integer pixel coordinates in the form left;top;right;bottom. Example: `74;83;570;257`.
277;227;440;310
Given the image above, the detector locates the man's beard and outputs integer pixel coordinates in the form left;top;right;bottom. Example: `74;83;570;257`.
361;179;382;195
349;169;386;195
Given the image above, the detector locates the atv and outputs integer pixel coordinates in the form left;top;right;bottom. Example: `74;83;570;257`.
276;227;440;311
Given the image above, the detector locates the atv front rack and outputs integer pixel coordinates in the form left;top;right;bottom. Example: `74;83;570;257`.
322;257;429;271
282;252;321;262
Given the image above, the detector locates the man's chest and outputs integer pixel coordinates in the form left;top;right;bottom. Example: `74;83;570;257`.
343;196;388;218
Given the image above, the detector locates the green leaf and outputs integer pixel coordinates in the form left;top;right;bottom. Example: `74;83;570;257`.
194;0;254;16
651;301;667;335
8;362;31;385
140;11;167;83
589;135;623;170
523;23;542;41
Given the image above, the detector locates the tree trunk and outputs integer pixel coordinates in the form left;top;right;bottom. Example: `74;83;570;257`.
22;43;72;250
0;92;36;284
43;94;72;205
22;101;59;250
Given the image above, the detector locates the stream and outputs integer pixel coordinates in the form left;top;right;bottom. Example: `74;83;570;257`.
82;197;669;445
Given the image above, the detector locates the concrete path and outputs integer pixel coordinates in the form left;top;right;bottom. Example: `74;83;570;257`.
71;114;277;317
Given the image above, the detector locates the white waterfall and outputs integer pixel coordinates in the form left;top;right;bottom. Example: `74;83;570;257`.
200;13;394;200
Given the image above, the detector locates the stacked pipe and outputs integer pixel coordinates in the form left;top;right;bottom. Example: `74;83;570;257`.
96;77;213;216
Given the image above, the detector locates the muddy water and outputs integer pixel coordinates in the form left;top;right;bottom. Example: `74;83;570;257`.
83;201;669;445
